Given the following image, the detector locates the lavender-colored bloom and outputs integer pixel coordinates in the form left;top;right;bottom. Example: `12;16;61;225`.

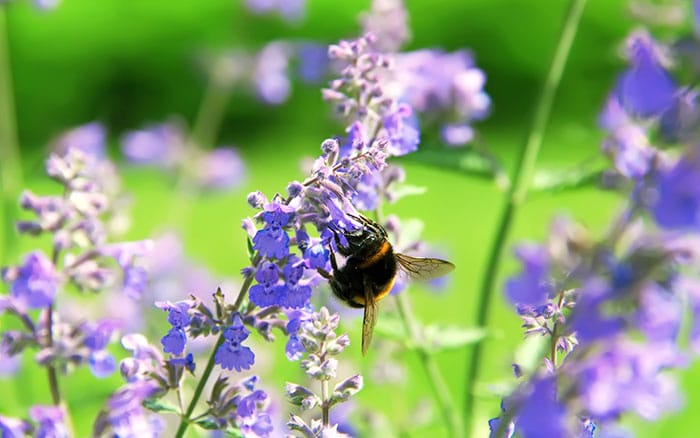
0;415;29;438
253;226;290;260
280;261;312;309
383;103;420;156
169;352;195;373
122;265;148;299
99;380;163;438
53;122;105;158
29;405;68;438
161;328;187;355
572;340;682;421
89;349;117;378
505;245;552;307
297;43;329;83
84;319;120;377
569;280;625;342
652;151;700;229
361;0;411;52
215;314;255;371
7;251;58;309
285;313;305;361
34;0;61;10
600;97;655;179
615;32;676;117
390;49;491;146
121;122;184;166
157;301;192;328
514;377;568;438
245;0;306;22
249;261;284;307
195;147;246;190
254;42;292;105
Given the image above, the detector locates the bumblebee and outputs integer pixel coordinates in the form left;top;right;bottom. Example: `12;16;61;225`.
318;214;455;355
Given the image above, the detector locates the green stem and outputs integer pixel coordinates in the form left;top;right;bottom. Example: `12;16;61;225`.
174;268;256;438
395;292;463;438
0;8;23;266
321;377;330;426
463;0;587;432
167;77;233;231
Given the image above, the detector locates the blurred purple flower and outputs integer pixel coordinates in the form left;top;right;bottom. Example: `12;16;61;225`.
245;0;306;22
514;377;568;438
569;280;625;343
505;245;552;307
391;49;491;146
52;121;105;158
29;405;68;438
89;350;117;378
615;31;676;117
254;42;293;105
361;0;411;52
297;43;329;83
600;97;655;179
195;147;246;190
5;251;58;310
33;0;60;10
121;122;184;167
652;148;700;230
652;150;700;229
383;103;420;156
572;340;683;421
83;319;121;377
98;380;164;437
0;415;30;437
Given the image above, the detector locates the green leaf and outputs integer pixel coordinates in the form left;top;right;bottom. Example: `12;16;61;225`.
246;236;254;258
398;147;504;182
390;183;428;201
531;162;606;193
372;314;409;343
423;325;488;352
143;399;180;414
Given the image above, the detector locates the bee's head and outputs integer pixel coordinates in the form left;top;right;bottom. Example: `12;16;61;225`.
327;214;387;257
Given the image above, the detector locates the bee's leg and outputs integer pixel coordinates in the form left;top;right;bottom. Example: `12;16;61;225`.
329;248;339;272
316;267;332;279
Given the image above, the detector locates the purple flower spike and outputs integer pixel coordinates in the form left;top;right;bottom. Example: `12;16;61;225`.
615;32;676;117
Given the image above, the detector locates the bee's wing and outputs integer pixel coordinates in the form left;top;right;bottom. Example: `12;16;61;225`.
361;277;379;356
395;253;455;282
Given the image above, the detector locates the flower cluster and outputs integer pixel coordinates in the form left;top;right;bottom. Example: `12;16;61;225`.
285;307;361;436
1;136;150;377
0;127;152;433
490;25;700;438
358;0;491;146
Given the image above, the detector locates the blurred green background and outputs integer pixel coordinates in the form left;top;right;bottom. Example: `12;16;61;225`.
1;0;698;437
